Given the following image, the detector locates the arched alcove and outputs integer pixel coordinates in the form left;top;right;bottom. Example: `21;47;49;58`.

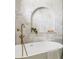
31;7;56;33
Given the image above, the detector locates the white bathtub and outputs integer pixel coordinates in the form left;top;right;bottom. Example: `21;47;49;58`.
15;41;63;59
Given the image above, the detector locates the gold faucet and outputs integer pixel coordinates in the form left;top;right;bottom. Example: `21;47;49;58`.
17;24;28;57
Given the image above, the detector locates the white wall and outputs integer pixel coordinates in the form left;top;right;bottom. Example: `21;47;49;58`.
15;0;63;44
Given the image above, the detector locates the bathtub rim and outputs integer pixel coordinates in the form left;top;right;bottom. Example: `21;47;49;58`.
15;41;63;58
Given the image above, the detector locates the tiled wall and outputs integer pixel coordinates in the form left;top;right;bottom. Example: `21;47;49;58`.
15;0;63;45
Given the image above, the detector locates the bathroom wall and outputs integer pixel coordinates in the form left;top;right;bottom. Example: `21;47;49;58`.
15;0;63;44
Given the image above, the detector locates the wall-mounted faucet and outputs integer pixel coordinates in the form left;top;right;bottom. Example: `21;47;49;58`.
17;24;28;56
31;27;38;34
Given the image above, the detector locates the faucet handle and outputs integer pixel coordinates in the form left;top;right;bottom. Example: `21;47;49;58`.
19;34;25;39
17;28;20;31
